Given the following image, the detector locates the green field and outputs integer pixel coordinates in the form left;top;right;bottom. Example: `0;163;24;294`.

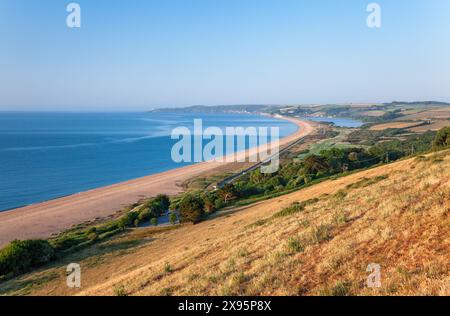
296;129;360;160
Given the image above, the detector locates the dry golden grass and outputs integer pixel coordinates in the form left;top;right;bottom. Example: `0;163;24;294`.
360;110;386;117
401;109;423;115
370;122;423;131
408;120;450;133
397;108;450;121
350;103;380;108
1;151;449;296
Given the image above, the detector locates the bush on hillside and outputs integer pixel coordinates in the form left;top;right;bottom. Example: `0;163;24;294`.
0;240;55;277
433;126;450;150
153;194;170;211
169;212;178;225
118;211;139;231
179;194;205;224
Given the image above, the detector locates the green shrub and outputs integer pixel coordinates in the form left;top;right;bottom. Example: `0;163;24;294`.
164;262;172;273
98;228;122;240
179;194;205;223
214;198;225;210
237;248;250;257
286;237;304;254
118;211;139;231
150;217;158;226
138;208;152;222
334;190;347;200
272;198;319;219
87;231;99;241
346;175;388;190
50;235;83;252
169;213;178;225
0;240;55;277
154;194;170;210
304;198;320;206
142;194;170;218
201;192;218;213
320;281;352;296
433;126;450;150
311;225;332;244
86;227;97;235
273;202;305;219
114;284;128;296
333;211;348;225
169;200;179;212
415;155;428;162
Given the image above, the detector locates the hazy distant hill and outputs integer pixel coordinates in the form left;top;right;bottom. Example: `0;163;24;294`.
149;102;450;114
387;101;450;107
149;104;276;114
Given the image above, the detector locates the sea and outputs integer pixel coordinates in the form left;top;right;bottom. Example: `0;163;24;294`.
0;112;299;212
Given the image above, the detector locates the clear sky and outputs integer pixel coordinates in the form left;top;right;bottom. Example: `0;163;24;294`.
1;0;449;111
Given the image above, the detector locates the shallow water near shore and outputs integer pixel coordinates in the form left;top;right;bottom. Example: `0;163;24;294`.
0;112;298;211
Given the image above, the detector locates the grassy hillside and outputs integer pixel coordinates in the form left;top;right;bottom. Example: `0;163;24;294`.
1;151;448;296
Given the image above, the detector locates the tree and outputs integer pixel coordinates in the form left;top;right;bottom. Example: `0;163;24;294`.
303;155;329;176
200;192;217;214
169;200;179;212
0;240;54;277
179;194;205;223
348;152;359;162
150;217;158;226
118;212;138;231
218;184;238;204
138;208;151;222
249;169;267;184
169;212;178;225
214;198;225;210
141;194;170;219
433;126;450;150
154;194;170;210
117;217;128;231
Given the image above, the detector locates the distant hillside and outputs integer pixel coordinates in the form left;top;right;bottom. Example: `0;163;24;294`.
149;102;450;115
149;104;277;114
387;101;450;107
3;150;448;296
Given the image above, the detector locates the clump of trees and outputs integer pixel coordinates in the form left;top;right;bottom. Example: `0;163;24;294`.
178;194;205;224
214;131;437;206
433;126;450;150
360;109;403;123
0;240;54;278
119;194;171;229
135;194;170;225
0;194;173;279
173;146;388;222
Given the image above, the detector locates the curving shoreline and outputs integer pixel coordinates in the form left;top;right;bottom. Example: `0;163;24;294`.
0;116;316;247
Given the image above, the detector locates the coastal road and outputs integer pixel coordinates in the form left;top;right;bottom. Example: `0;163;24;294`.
217;134;312;187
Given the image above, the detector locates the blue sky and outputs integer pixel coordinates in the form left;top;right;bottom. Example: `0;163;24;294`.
1;0;449;111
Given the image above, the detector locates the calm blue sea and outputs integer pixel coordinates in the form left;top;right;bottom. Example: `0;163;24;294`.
299;116;364;128
0;112;298;211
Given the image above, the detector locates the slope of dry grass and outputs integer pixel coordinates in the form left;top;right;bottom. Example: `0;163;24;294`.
1;151;449;296
397;108;450;121
370;121;423;131
408;120;450;133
